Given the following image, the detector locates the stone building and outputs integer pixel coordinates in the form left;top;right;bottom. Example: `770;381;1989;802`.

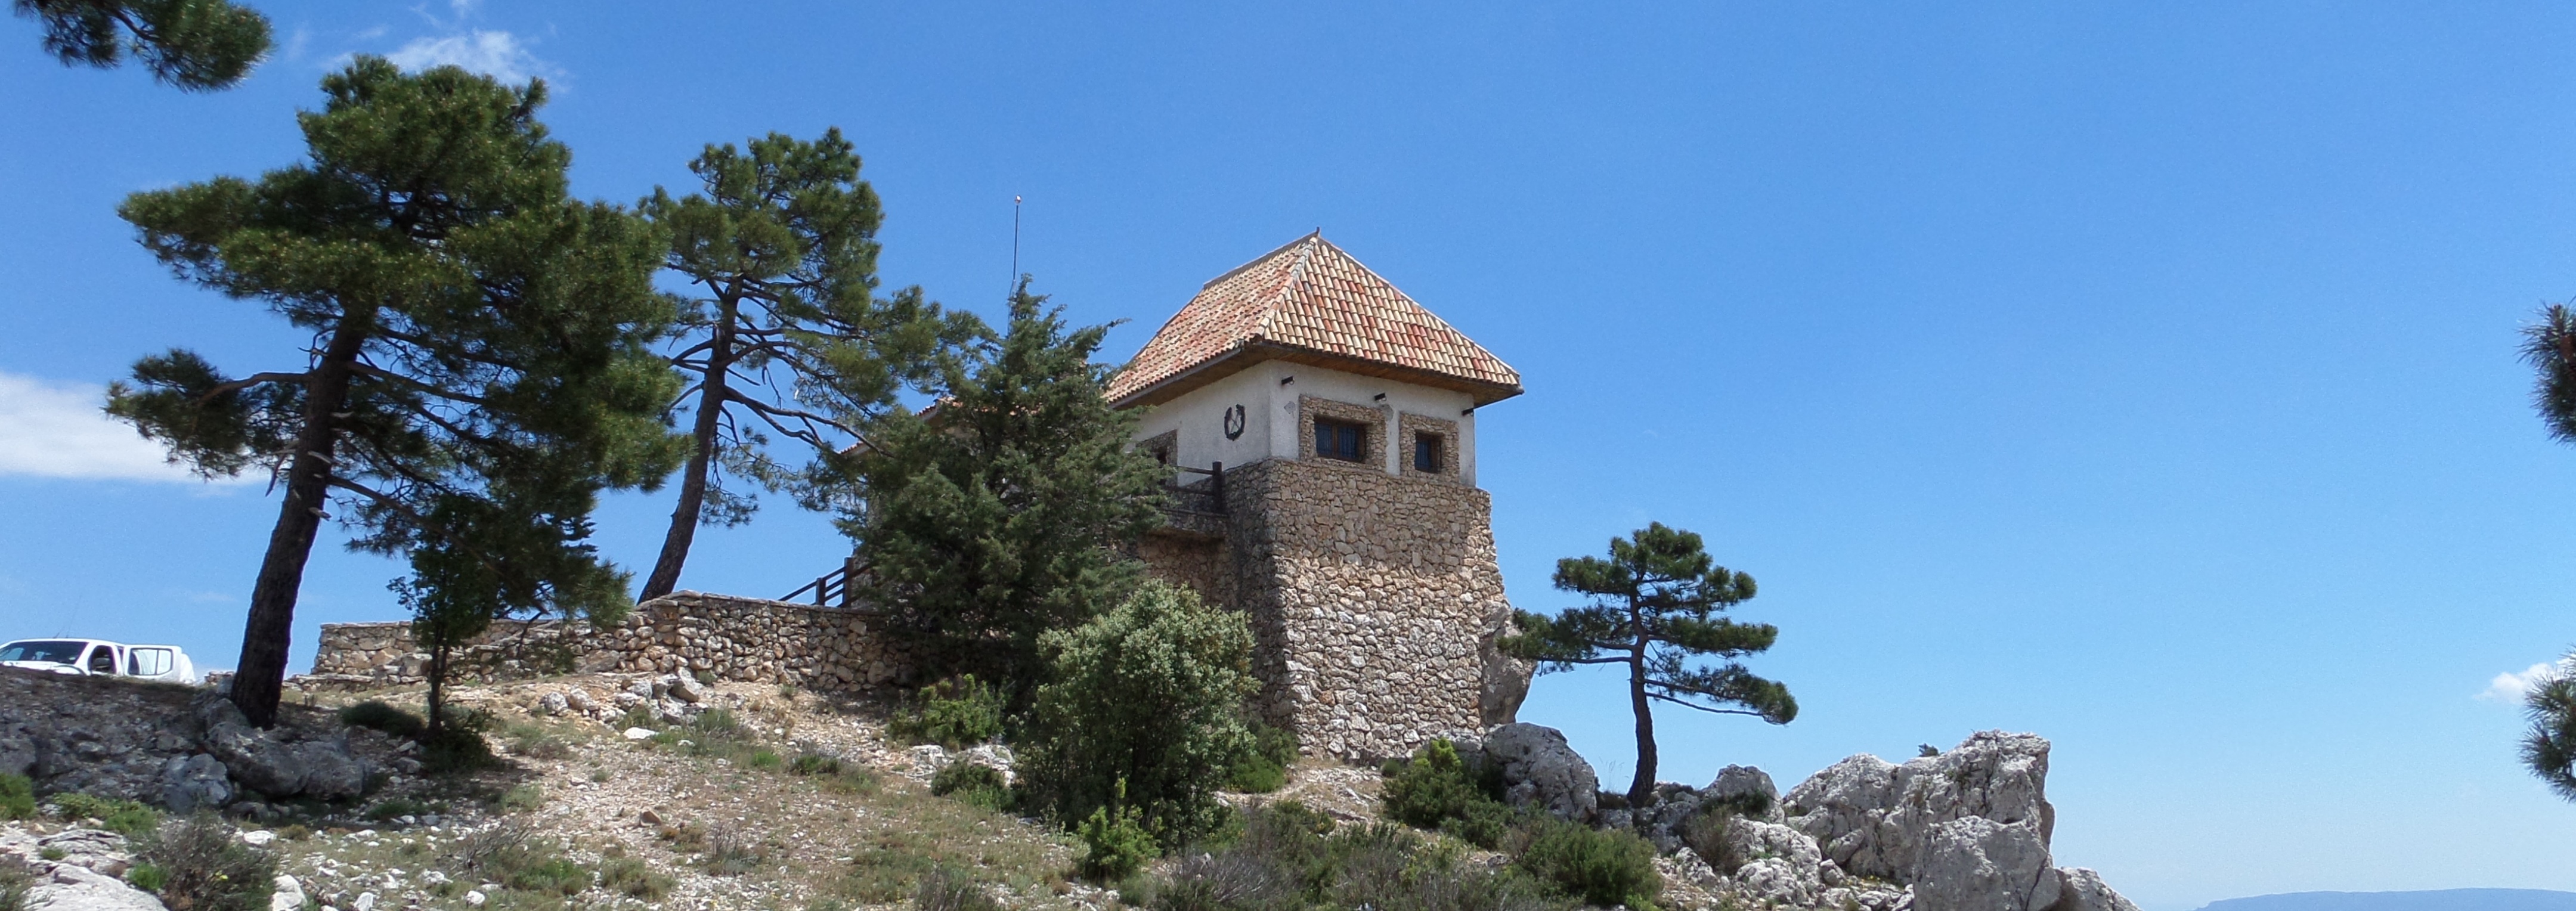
1109;232;1533;760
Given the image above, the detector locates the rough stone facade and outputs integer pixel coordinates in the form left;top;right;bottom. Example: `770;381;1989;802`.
309;591;909;692
1134;456;1528;761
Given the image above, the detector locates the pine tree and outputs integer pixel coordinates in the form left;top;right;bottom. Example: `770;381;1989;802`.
1507;522;1796;807
2520;653;2576;803
16;0;270;89
636;128;978;600
829;280;1167;695
2516;309;2576;801
107;57;682;727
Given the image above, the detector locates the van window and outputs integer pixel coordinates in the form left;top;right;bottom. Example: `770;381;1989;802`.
129;648;174;677
86;646;117;674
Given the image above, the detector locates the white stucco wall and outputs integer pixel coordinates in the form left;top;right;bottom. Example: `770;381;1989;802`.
1129;360;1483;487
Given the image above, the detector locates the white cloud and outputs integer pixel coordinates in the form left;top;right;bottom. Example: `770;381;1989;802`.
385;30;556;84
2479;657;2575;704
0;372;249;485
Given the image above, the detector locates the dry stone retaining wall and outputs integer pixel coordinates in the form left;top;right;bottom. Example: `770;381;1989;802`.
308;591;909;692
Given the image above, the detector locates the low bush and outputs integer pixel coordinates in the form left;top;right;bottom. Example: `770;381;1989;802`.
498;785;545;813
597;856;673;900
508;856;593;896
748;748;784;771
914;866;1003;911
1076;800;1156;882
0;775;33;822
450;819;590;897
124;863;166;893
1137;802;1564;911
699;827;767;876
1380;739;1518;848
366;798;430;822
1020;583;1258;849
930;763;1013;811
53;793;160;837
0;856;32;911
887;674;1005;749
789;751;841;776
339;701;426;739
135;813;278;911
1507;818;1660;911
501;721;572;760
420;725;499;775
1224;721;1297;794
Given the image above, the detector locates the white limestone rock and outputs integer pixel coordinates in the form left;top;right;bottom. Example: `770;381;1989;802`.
1911;816;2057;911
2051;867;2142;911
1476;723;1597;822
1782;730;2054;884
270;874;306;911
28;859;169;911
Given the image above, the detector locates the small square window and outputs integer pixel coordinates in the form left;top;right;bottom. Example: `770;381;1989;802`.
1413;434;1443;473
1315;419;1367;463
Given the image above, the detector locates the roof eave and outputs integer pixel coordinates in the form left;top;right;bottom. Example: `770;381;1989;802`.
1109;340;1524;410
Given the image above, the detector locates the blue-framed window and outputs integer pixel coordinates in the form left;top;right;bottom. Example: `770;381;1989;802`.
1413;433;1443;473
1315;418;1366;463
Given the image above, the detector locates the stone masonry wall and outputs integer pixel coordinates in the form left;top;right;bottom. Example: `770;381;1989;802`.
1221;457;1526;761
308;591;909;692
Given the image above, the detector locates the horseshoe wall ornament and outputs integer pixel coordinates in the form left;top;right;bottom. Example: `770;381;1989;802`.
1222;404;1247;440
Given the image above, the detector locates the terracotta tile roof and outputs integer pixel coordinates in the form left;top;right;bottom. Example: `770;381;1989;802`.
1106;233;1523;408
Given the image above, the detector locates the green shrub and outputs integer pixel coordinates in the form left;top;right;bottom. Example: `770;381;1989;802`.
502;722;572;760
1380;739;1518;848
125;863;168;893
0;856;33;911
887;675;1005;749
420;725;499;774
0;774;33;822
748;748;784;771
930;763;1014;811
339;700;426;739
598;856;673;900
700;827;766;876
915;866;1002;911
789;751;842;776
1077;799;1157;882
1140;802;1563;911
1224;721;1296;794
136;813;278;911
1509;818;1661;910
509;857;593;895
54;792;160;837
1021;583;1258;849
498;785;545;813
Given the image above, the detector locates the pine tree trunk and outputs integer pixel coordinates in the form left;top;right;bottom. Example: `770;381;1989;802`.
640;304;736;601
1627;640;1658;808
231;320;370;728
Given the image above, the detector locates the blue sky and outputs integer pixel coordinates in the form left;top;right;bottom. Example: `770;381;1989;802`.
5;3;2574;907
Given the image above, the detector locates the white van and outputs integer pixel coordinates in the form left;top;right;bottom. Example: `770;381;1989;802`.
0;639;197;684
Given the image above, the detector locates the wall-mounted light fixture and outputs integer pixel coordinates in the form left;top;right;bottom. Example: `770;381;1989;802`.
1280;376;1295;386
1460;408;1474;417
1372;392;1387;402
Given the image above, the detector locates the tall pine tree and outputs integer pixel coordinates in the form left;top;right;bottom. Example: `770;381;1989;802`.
828;281;1166;695
636;128;977;600
1507;522;1796;806
107;57;682;726
2516;307;2576;800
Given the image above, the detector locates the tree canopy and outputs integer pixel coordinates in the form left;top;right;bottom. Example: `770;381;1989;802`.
828;280;1167;696
1507;522;1794;806
636;128;978;600
108;57;682;726
15;0;269;89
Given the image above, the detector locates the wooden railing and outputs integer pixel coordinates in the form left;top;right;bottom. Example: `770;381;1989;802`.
782;556;864;608
1165;461;1225;516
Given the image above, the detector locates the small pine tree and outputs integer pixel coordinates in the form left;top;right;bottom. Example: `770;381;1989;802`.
1507;522;1795;807
16;0;270;89
828;280;1166;693
2520;652;2576;802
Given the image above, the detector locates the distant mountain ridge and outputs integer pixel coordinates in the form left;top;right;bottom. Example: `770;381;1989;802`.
2196;890;2576;911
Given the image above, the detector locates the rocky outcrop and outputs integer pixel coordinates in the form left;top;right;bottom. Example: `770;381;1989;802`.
1;825;165;910
1465;723;1597;822
191;692;369;802
1782;730;2055;884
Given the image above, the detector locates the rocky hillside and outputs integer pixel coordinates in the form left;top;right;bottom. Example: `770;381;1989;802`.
0;667;2140;911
